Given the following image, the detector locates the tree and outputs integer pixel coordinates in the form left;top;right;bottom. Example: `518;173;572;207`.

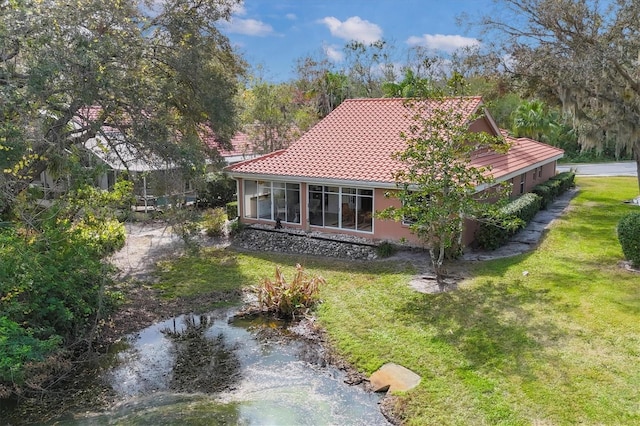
0;0;245;217
510;99;558;141
240;77;317;154
480;0;640;189
293;54;348;117
378;97;508;285
342;40;398;98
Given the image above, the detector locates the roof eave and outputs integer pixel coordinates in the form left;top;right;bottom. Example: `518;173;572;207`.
225;171;399;189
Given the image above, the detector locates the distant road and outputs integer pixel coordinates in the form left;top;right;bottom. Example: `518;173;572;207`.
557;161;637;176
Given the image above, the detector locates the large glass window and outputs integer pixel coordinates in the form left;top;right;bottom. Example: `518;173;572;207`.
308;185;373;232
243;180;300;223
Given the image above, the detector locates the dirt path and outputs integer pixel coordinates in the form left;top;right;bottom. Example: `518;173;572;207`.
103;222;237;345
109;222;185;282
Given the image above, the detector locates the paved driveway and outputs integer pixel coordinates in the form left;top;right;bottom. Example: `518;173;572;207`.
557;161;637;176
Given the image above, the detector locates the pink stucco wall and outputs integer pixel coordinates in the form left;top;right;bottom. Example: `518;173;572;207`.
233;159;559;248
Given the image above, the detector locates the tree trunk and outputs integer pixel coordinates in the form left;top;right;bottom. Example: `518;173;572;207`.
429;241;447;289
635;140;640;193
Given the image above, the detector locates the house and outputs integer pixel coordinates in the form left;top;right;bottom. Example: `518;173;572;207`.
224;97;564;247
34;107;258;211
202;130;260;165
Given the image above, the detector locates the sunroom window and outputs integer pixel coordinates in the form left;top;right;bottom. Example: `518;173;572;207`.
308;185;373;232
244;180;300;223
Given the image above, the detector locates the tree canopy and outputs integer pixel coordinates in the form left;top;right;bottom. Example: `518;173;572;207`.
481;0;640;189
378;97;509;284
0;0;245;216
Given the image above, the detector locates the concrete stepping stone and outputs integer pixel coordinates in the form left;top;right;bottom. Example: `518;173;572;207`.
369;363;421;393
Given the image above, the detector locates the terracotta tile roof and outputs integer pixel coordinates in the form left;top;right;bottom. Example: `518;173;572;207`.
205;131;256;157
226;98;563;185
472;131;565;180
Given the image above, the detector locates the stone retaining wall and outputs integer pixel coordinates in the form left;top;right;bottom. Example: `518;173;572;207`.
232;225;379;260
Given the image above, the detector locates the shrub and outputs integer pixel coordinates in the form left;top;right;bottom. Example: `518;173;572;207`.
618;212;640;267
550;171;576;193
544;178;563;198
503;192;542;224
253;264;325;318
72;217;126;256
0;224;115;389
376;241;396;258
475;214;525;250
229;218;245;236
226;201;238;219
197;173;236;208
203;207;228;237
475;193;542;250
532;184;553;210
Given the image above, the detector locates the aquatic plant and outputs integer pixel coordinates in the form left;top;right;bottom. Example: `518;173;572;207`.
253;264;325;318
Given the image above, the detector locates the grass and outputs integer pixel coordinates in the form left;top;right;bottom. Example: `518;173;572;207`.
153;177;640;425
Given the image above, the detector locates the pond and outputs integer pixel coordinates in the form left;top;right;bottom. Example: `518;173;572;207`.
54;308;390;425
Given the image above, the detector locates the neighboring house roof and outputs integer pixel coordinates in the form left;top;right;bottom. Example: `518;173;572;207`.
73;107;177;172
202;130;259;164
84;137;175;172
226;97;563;187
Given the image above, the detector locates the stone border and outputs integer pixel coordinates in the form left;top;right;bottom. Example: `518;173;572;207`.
232;224;379;260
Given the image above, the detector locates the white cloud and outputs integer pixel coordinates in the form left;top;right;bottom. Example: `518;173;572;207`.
406;34;480;53
222;18;274;37
285;13;297;20
230;4;247;16
324;44;344;62
319;16;383;44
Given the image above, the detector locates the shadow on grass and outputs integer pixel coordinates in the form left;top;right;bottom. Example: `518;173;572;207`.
231;246;416;275
399;277;561;380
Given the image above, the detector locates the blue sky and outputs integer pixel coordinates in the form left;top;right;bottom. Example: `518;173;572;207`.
220;0;496;81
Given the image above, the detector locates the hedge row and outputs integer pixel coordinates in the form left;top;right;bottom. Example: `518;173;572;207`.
475;172;575;250
476;193;541;250
533;171;575;209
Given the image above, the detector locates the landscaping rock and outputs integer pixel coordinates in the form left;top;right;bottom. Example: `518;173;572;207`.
232;225;379;261
369;363;421;393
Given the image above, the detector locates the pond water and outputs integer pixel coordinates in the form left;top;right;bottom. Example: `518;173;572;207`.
57;308;389;425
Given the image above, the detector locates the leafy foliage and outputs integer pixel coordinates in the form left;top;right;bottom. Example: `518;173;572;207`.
476;193;542;250
253;265;325;318
197;172;236;208
618;212;640;267
226;201;238;219
377;96;509;283
203;207;227;237
0;221;117;392
482;0;640;187
0;0;244;215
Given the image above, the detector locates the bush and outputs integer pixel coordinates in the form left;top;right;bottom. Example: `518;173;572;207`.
253;264;325;318
72;217;126;256
544;178;563;198
203;207;228;237
0;223;116;390
376;241;396;258
618;212;640;267
503;193;542;224
550;171;575;193
475;193;542;250
197;173;236;208
226;201;238;219
229;218;244;236
532;184;553;210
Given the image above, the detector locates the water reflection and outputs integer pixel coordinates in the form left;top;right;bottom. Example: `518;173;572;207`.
74;308;389;425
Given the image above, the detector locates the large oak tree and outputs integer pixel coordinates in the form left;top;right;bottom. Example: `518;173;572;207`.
0;0;245;216
480;0;640;189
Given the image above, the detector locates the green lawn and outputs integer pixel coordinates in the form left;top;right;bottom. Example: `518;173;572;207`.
155;177;640;425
